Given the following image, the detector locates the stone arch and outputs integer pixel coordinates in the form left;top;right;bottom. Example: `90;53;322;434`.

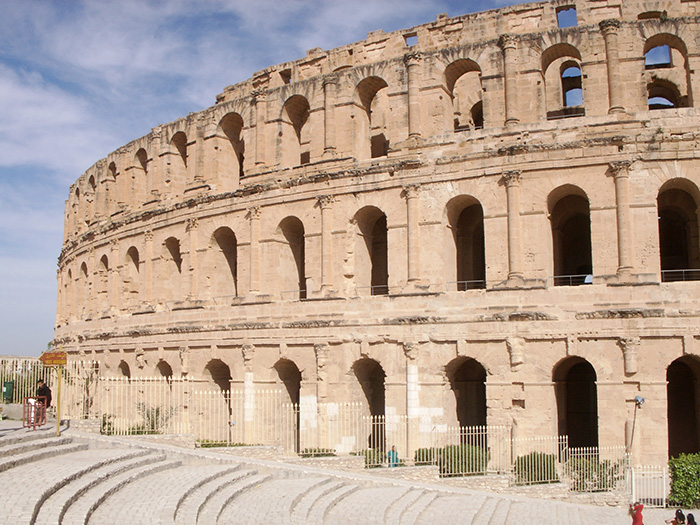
553;357;598;448
444;59;483;131
169;131;188;192
354;206;388;295
657;179;700;280
354;76;390;159
156;360;173;379
274;358;301;405
217;112;245;187
87;176;96;222
211;227;238;298
667;355;700;457
446;356;487;428
204;359;232;391
446;195;485;290
541;43;585;119
353;357;386;449
276;216;306;300
79;262;89;318
280;95;311;167
162;236;183;302
118;360;131;379
548;185;592;286
124;246;140;306
644;33;692;109
133;148;149;202
97;254;109;313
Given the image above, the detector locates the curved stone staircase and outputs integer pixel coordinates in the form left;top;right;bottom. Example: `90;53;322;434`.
0;425;631;524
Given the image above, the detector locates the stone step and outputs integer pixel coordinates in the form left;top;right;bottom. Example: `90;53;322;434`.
384;488;424;524
33;449;157;525
305;483;358;524
0;439;86;474
61;458;181;525
399;491;437;524
0;435;74;459
470;495;511;524
0;428;59;447
195;472;271;525
0;447;145;524
417;494;486;523
217;477;330;524
174;469;255;525
289;479;345;524
325;486;412;524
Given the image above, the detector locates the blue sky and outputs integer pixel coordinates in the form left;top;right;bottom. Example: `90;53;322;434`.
0;0;518;356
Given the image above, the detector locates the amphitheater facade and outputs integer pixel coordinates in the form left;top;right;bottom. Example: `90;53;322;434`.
54;0;700;465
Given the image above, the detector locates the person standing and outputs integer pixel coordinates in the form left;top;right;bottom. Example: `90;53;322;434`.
36;380;52;406
629;501;643;525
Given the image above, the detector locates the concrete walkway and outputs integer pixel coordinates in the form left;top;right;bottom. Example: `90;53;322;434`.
0;419;677;524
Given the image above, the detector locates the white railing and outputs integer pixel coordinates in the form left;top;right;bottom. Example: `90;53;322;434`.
631;465;669;507
564;446;629;492
0;357;51;405
511;435;568;485
430;425;511;477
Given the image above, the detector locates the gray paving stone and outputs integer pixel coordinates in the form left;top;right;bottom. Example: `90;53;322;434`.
196;472;271;524
289;478;344;524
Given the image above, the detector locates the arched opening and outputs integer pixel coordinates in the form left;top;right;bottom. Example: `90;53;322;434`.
212;227;238;297
667;357;700;457
204;359;232;392
658;183;700;281
79;262;89;318
353;358;386;449
218;112;245;185
354;207;388;295
446;357;487;428
448;196;485;290
644;35;692;109
445;59;483;131
277;217;306;300
169;131;188;191
280;95;311;167
542;44;585;119
275;359;302;452
355;77;390;159
134;148;149;203
156;360;173;379
125;247;140;307
554;357;598;448
118;360;131;379
87;176;96;222
165;237;183;273
549;188;593;286
163;237;183;302
97;254;109;313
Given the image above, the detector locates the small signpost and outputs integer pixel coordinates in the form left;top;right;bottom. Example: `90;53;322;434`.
39;350;67;437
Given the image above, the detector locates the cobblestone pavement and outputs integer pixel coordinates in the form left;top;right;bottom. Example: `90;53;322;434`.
0;419;676;524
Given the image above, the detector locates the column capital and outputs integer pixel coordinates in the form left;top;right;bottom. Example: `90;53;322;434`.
322;74;339;86
599;18;622;35
186;217;198;232
246;205;261;220
251;88;267;102
242;344;255;366
498;34;518;51
404;52;422;67
402;341;419;360
317;194;335;209
402;183;421;200
608;160;632;178
501;170;522;187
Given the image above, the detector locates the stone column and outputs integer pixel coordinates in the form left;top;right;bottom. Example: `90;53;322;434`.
242;344;255;443
600;19;625;114
110;239;120;312
252;90;267;167
502;170;523;279
499;35;519;126
404;52;422;138
403;184;421;283
317;195;335;292
403;342;419;418
609;161;633;276
143;231;153;305
87;248;95;318
247;206;261;294
314;343;330;401
186;218;199;299
322;75;337;158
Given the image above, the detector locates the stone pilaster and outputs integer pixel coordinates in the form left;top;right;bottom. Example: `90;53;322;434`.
403;184;421;283
317;195;335;293
322;75;338;158
252;89;267;167
600;19;625;114
314;343;330;401
609;161;633;276
502;170;523;280
247;206;261;294
404;53;422;138
499;35;519;126
619;337;640;375
186;218;199;299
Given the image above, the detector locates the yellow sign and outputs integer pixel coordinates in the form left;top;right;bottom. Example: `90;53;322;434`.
39;352;67;367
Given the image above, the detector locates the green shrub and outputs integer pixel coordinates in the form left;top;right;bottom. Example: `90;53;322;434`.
438;444;488;477
414;447;437;465
566;457;624;492
362;448;386;468
669;453;700;508
513;452;558;485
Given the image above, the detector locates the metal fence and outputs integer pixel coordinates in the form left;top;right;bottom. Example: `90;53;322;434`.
430;425;511;476
631;465;669;508
563;446;629;493
511;435;568;485
0;357;53;404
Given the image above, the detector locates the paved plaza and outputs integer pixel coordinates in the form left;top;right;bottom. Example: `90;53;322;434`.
0;418;681;524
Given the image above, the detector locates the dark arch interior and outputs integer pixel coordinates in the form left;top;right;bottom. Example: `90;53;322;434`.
280;217;306;299
551;194;592;285
555;359;598;448
370;215;388;295
214;228;238;295
667;359;700;457
447;358;486;428
455;203;485;290
157;360;173;379
275;359;302;405
118;361;131;378
205;359;232;391
658;188;699;280
353;358;386;449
